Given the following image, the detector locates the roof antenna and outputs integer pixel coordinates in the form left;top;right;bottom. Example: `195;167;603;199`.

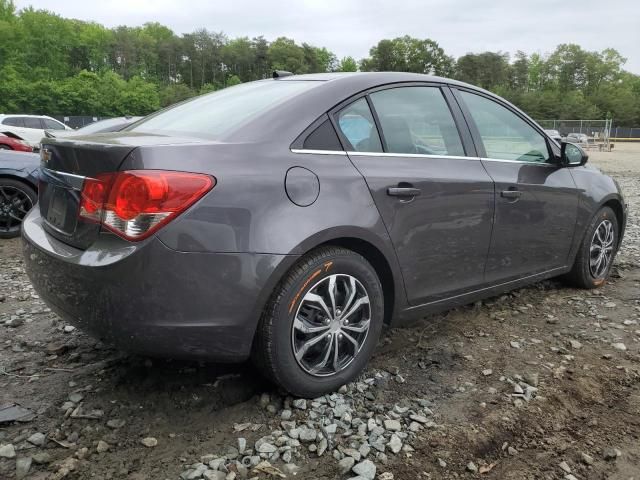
273;70;293;79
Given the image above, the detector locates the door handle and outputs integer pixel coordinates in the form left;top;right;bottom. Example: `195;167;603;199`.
387;187;422;197
501;189;522;199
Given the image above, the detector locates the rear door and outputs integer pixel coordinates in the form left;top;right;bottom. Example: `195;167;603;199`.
20;117;45;145
453;88;579;282
333;84;495;305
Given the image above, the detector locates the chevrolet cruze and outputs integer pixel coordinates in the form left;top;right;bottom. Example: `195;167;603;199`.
22;72;627;397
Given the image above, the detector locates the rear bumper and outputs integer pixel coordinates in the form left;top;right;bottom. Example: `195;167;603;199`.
22;208;294;361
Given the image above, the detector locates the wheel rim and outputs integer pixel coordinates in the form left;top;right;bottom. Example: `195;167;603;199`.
292;274;371;377
0;185;33;234
589;219;615;278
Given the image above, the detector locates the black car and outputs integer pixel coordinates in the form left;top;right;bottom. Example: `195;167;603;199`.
22;73;627;396
0;150;40;238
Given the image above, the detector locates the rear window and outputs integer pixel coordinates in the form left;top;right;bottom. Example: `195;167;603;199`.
2;117;24;127
129;80;320;140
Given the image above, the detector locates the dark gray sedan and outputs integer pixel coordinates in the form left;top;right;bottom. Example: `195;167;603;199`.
22;73;627;396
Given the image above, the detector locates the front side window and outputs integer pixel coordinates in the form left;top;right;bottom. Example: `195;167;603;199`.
336;98;383;152
460;91;550;163
44;119;66;130
23;117;43;129
369;86;465;156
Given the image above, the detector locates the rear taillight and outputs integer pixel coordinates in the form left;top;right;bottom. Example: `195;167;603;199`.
79;170;214;241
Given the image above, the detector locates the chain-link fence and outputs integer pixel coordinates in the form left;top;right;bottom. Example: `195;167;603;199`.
538;119;613;151
610;126;640;141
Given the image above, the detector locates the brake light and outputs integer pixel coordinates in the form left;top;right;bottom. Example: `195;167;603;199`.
79;170;214;241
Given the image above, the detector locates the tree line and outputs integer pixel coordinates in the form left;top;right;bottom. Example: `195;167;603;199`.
1;1;639;125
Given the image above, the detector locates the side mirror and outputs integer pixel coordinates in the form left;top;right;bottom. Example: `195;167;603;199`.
561;141;588;167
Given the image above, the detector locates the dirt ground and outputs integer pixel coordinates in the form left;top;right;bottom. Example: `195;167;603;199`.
1;144;639;480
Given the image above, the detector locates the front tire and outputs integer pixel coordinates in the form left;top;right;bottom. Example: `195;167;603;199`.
565;206;619;289
254;246;384;397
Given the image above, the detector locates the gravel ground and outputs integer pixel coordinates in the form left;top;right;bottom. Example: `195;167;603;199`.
1;144;639;480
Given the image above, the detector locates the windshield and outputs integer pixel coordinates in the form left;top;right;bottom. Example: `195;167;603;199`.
128;80;320;140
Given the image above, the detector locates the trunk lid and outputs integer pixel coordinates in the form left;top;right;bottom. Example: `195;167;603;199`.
38;133;204;249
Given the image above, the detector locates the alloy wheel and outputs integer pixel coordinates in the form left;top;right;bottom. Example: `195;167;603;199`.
292;274;371;377
0;185;33;235
589;219;615;278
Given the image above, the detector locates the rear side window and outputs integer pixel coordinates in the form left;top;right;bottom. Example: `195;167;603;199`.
2;117;24;127
369;86;465;156
336;98;382;152
459;91;550;163
129;80;320;140
303;119;342;151
23;117;43;129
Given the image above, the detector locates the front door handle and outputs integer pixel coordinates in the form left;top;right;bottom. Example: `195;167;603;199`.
501;189;522;199
387;187;422;197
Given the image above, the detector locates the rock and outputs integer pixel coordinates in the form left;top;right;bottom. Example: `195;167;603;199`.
140;437;158;448
467;462;478;473
387;434;402;454
569;340;582;350
581;452;594;465
408;414;429;424
482;369;493;376
31;452;51;464
352;459;376;480
298;427;317;442
612;343;627;351
27;432;46;447
510;341;521;349
16;457;32;480
203;472;226;480
339;456;355;474
513;384;524;394
96;440;110;453
437;458;447;468
256;441;277;453
565;475;578;480
604;448;621;460
282;463;300;475
559;461;571;473
237;437;246;454
64;325;76;333
378;473;394;480
0;444;16;458
292;399;307;410
107;419;126;429
317;437;328;456
508;446;518;455
281;409;292;420
68;392;85;403
383;419;401;432
524;372;539;387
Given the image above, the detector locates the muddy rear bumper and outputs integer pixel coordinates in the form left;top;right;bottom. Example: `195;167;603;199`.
21;207;291;362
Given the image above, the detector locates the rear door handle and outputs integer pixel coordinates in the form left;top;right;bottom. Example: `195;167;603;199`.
387;187;422;197
501;189;522;199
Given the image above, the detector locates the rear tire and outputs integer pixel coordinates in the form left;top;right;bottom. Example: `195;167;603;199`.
253;246;384;397
564;206;619;289
0;179;37;239
0;145;11;150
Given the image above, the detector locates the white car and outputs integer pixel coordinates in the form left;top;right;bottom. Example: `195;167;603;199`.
0;114;72;148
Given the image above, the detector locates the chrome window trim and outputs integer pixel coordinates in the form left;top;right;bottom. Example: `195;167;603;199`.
289;148;479;161
347;151;478;161
42;167;86;190
480;157;558;167
290;148;347;156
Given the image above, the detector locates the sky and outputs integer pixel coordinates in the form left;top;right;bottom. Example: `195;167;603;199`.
14;0;640;73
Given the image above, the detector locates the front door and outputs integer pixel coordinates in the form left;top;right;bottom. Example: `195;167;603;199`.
454;89;579;282
334;86;495;305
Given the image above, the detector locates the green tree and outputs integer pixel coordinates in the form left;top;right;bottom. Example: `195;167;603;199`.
337;56;358;72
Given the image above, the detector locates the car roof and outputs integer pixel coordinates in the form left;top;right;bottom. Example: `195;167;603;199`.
0;114;58;119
